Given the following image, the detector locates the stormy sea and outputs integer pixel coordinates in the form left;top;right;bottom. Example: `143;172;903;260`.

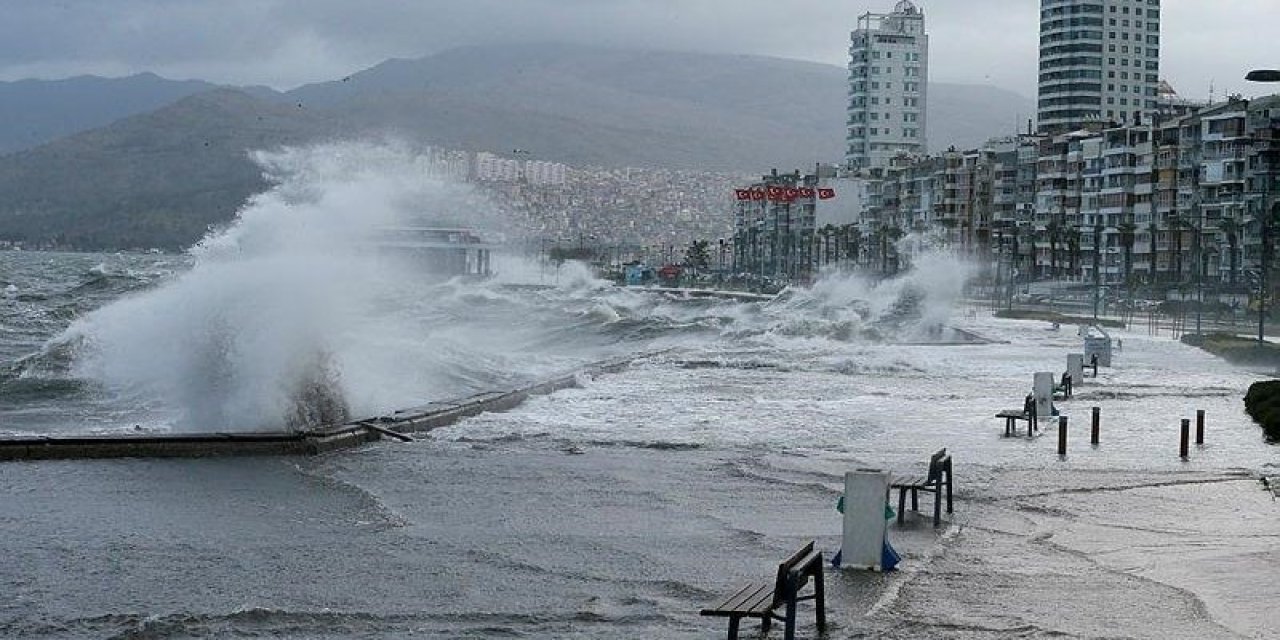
2;144;1278;639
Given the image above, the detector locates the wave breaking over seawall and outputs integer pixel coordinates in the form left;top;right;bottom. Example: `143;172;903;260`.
50;142;552;432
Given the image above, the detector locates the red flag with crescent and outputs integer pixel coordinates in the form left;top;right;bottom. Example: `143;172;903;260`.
734;189;751;201
766;186;785;201
818;188;836;200
750;189;766;201
799;187;815;198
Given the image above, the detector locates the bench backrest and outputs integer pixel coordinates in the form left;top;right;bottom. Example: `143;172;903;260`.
926;448;951;484
771;541;817;606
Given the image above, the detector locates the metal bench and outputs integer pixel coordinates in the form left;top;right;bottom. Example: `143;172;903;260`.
700;541;826;640
890;449;953;527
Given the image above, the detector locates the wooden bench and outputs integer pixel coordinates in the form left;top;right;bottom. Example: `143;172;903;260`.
891;449;953;527
1055;372;1073;399
996;409;1036;437
700;541;826;640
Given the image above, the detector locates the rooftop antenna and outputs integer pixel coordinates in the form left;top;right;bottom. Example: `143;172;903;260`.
1209;80;1215;105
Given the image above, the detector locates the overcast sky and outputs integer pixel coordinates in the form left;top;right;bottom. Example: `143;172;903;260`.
1;1;1277;100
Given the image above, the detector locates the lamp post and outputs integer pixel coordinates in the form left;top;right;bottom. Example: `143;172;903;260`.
1092;223;1103;321
1247;69;1280;343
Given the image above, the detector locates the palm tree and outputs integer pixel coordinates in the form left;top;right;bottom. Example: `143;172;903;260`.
1046;220;1061;279
1066;227;1082;279
1171;216;1186;285
684;239;711;272
1219;218;1239;286
1148;218;1160;285
1118;221;1137;314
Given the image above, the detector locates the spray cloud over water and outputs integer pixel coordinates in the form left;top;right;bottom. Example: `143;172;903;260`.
63;141;508;432
746;247;977;343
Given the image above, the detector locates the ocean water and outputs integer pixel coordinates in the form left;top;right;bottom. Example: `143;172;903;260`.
2;143;1279;638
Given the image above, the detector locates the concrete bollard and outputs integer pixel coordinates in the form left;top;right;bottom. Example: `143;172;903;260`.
1091;406;1100;445
1058;415;1068;456
1034;372;1054;426
1196;409;1205;445
842;470;892;571
1180;419;1190;459
1068;354;1085;387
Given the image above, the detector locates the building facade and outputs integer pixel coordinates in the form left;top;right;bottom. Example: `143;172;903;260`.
1038;0;1161;135
846;0;929;172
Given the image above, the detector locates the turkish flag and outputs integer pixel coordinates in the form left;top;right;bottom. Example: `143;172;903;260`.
784;188;800;200
799;187;815;198
818;188;836;200
750;189;766;201
766;186;785;201
735;189;751;201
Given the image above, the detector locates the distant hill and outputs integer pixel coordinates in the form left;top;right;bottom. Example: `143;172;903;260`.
0;90;336;249
0;44;1034;249
288;44;1034;169
0;72;281;155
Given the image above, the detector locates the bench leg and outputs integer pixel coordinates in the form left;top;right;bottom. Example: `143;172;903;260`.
897;487;906;524
814;561;827;632
727;615;740;640
933;487;942;526
946;475;954;514
911;487;918;512
761;613;771;633
784;598;798;640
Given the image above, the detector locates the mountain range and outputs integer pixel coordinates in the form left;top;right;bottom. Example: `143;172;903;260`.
0;43;1035;250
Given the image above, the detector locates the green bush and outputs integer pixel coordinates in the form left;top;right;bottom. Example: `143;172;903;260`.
1244;380;1280;442
1188;333;1280;366
994;309;1125;328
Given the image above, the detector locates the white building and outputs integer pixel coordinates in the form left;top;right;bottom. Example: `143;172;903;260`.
1038;0;1161;135
846;0;929;172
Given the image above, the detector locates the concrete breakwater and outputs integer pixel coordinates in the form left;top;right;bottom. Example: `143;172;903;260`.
0;353;649;462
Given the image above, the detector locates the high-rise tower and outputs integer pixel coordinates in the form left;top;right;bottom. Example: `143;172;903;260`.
846;1;929;172
1038;0;1161;134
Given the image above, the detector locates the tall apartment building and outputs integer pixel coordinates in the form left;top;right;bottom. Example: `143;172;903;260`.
1038;0;1161;135
846;1;929;172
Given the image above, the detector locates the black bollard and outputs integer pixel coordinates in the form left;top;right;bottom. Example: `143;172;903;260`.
1180;418;1190;459
1091;406;1100;445
1196;409;1205;445
1058;415;1068;456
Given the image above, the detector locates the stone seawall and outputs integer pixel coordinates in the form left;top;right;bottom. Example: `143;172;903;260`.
0;353;652;461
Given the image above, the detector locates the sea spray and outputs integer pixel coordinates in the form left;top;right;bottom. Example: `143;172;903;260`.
740;247;977;343
59;141;519;432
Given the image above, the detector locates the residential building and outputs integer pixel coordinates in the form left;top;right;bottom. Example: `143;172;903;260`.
1038;0;1161;135
846;0;929;172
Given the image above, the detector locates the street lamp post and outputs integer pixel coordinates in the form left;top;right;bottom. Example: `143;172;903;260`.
1247;69;1280;343
1092;223;1103;321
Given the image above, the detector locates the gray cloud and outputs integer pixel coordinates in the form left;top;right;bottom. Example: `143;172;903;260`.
0;0;1276;100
